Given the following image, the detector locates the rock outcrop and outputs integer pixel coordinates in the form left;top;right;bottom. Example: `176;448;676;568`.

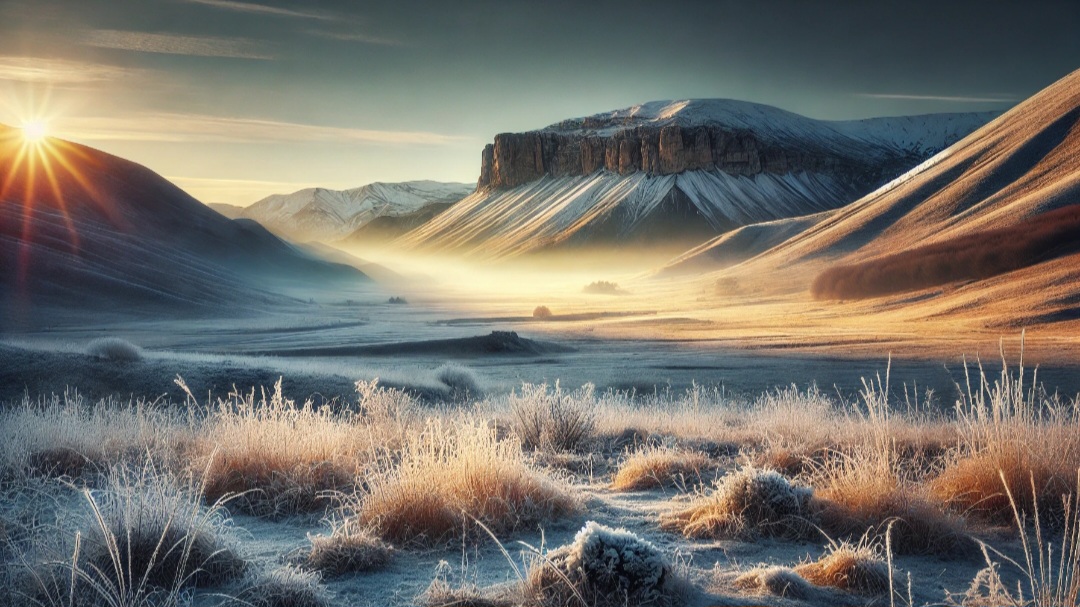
478;125;891;190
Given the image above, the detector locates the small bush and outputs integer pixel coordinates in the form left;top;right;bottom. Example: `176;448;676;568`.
229;565;330;607
612;445;710;491
508;382;597;452
660;466;813;539
794;541;892;595
435;364;483;402
525;521;682;607
388;296;408;304
532;305;553;318
305;522;393;577
85;337;143;362
583;280;625;295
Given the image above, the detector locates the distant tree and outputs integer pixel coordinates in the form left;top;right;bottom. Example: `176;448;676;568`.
533;305;553;318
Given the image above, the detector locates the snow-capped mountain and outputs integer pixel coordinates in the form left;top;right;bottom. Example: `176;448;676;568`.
397;100;997;259
241;181;473;243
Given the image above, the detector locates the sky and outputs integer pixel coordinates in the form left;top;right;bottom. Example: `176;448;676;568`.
1;0;1079;205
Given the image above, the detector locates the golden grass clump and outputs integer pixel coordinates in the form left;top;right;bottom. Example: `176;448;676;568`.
194;379;409;517
929;356;1080;525
611;445;710;491
812;450;972;556
794;541;891;595
660;466;813;539
353;418;579;546
304;522;393;577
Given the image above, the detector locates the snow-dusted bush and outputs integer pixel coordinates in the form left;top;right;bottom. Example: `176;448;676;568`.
661;466;814;538
435;364;483;402
527;521;681;606
85;337;143;362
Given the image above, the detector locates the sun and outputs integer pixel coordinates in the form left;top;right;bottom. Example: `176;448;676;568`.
20;120;48;144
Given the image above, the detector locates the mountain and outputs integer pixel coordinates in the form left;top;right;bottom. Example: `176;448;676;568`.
0;126;364;329
705;69;1080;327
241;181;472;243
397;100;996;259
208;202;244;219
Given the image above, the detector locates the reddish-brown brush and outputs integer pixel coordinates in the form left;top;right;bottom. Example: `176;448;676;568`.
811;204;1080;300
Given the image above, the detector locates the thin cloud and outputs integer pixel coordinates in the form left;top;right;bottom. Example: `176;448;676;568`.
166;175;350;203
80;29;272;60
858;93;1018;103
55;112;465;146
183;0;332;21
309;30;405;47
0;56;144;84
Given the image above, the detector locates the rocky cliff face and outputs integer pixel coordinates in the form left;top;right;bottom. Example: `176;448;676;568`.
477;125;903;190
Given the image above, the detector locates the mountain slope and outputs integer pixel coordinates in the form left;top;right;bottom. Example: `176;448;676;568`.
709;69;1080;326
242;181;472;243
398;100;996;259
0;126;364;328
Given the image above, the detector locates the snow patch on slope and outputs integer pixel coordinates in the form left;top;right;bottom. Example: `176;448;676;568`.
399;171;857;259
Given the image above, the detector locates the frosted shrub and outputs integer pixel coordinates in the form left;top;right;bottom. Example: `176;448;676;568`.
434;364;483;402
661;466;813;538
85;337;143;362
527;521;680;606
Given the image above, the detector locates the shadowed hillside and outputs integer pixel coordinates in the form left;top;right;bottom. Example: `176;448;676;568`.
0;126;364;328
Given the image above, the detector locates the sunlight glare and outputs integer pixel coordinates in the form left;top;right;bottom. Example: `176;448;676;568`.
20;120;48;143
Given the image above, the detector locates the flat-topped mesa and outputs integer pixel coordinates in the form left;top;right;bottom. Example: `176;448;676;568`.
478;126;873;190
475;99;998;191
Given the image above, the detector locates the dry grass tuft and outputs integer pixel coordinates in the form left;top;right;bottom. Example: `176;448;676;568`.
733;566;817;600
195;379;407;517
229;565;331;607
813;451;972;556
794;541;892;595
524;521;684;607
508;382;597;452
611;445;710;492
0;392;187;480
18;462;245;607
305;522;394;577
353;419;579;546
660;466;813;539
418;561;513;607
930;354;1080;525
959;469;1080;607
